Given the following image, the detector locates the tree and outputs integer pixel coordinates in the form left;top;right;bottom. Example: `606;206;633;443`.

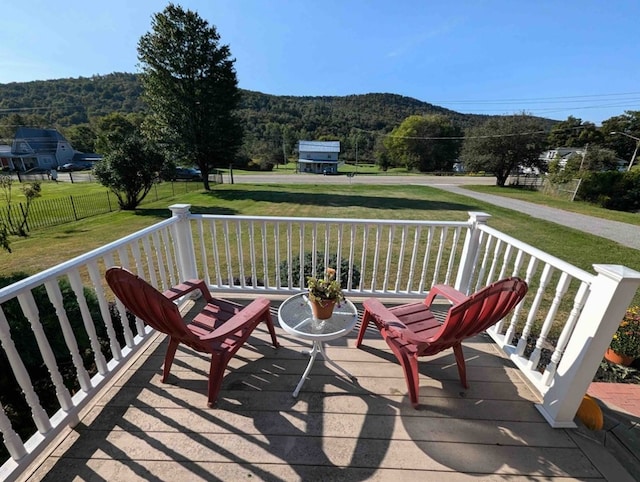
0;175;41;238
383;115;462;172
137;4;243;190
578;146;619;172
62;124;97;153
546;116;603;148
460;114;548;186
93;113;140;153
601;111;640;161
93;134;168;210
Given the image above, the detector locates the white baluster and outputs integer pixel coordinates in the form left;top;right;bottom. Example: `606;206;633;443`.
17;291;74;413
541;281;590;386
249;221;258;288
360;224;369;292
504;256;538;345
262;221;270;289
432;227;447;286
103;252;134;348
382;225;395;293
444;226;461;286
528;272;570;370
516;263;553;356
44;279;92;392
87;260;122;361
67;270;108;375
394;225;407;293
474;235;494;292
406;225;421;293
0;399;27;461
210;220;222;287
418;226;434;293
0;308;51;434
348;224;356;291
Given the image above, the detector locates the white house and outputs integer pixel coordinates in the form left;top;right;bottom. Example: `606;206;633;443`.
539;147;585;170
297;140;341;174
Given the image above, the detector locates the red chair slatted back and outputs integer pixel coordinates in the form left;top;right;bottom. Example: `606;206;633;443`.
420;277;527;355
106;267;199;343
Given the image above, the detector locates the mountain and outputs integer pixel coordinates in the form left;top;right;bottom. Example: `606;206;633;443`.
0;73;546;161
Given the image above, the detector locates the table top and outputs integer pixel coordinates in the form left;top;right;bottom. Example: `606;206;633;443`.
278;292;359;342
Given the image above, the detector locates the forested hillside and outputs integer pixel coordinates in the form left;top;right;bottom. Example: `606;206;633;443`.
0;72;501;161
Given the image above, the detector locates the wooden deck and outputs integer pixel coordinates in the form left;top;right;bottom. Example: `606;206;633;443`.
22;302;631;481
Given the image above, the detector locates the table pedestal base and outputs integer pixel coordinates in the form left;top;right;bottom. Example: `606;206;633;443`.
293;341;357;397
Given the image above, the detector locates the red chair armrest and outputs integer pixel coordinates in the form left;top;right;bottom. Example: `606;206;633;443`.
198;298;270;341
424;284;468;307
163;279;213;302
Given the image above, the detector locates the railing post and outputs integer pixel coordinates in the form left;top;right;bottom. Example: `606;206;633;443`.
536;264;640;428
169;204;198;281
454;211;491;293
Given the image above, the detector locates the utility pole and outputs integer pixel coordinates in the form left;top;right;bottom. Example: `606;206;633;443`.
355;136;359;174
579;143;588;171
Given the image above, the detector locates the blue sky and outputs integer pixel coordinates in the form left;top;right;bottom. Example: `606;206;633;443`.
1;0;639;125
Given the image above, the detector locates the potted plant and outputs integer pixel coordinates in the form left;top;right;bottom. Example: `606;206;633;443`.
606;305;640;366
306;268;345;319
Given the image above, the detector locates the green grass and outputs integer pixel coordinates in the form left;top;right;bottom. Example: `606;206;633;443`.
222;161;418;176
465;185;640;226
2;182;640;304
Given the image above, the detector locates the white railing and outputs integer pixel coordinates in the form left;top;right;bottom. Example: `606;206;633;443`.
1;204;640;481
0;216;184;482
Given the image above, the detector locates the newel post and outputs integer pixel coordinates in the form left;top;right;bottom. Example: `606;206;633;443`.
454;212;491;294
169;204;198;281
536;264;640;428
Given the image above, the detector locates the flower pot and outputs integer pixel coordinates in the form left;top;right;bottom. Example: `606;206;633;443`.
604;348;635;366
310;299;336;320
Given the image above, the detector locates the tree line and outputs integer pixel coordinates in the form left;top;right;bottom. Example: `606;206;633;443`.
1;4;639;196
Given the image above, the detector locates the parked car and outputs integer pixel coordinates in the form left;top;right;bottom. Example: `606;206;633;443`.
173;167;202;180
59;163;86;172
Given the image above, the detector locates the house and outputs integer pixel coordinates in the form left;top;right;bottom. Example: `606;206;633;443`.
1;127;101;172
297;140;341;174
539;147;585;170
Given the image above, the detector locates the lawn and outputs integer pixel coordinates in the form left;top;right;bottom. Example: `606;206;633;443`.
3;183;640;305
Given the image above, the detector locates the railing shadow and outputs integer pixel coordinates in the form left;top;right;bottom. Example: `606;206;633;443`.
206;189;476;213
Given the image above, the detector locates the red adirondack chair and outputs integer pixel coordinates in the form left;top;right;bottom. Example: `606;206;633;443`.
356;277;528;408
105;267;279;407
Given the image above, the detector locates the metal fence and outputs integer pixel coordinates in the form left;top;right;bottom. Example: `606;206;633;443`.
0;178;221;234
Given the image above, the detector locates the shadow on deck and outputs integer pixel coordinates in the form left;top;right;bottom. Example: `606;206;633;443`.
23;302;632;481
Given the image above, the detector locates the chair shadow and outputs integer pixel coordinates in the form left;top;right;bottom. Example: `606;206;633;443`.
358;330;595;477
36;330;395;481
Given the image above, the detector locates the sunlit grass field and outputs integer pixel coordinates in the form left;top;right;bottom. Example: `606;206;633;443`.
3;182;639;305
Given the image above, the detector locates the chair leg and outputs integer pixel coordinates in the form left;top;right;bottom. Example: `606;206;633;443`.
162;338;180;383
207;353;227;408
453;343;469;389
387;341;421;408
402;353;421;408
356;308;372;347
262;309;280;349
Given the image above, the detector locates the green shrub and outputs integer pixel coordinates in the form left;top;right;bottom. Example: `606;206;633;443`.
279;251;361;289
578;170;640;212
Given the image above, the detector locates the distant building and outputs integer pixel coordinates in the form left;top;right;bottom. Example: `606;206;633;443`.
0;127;101;172
297;140;341;174
539;147;585;170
